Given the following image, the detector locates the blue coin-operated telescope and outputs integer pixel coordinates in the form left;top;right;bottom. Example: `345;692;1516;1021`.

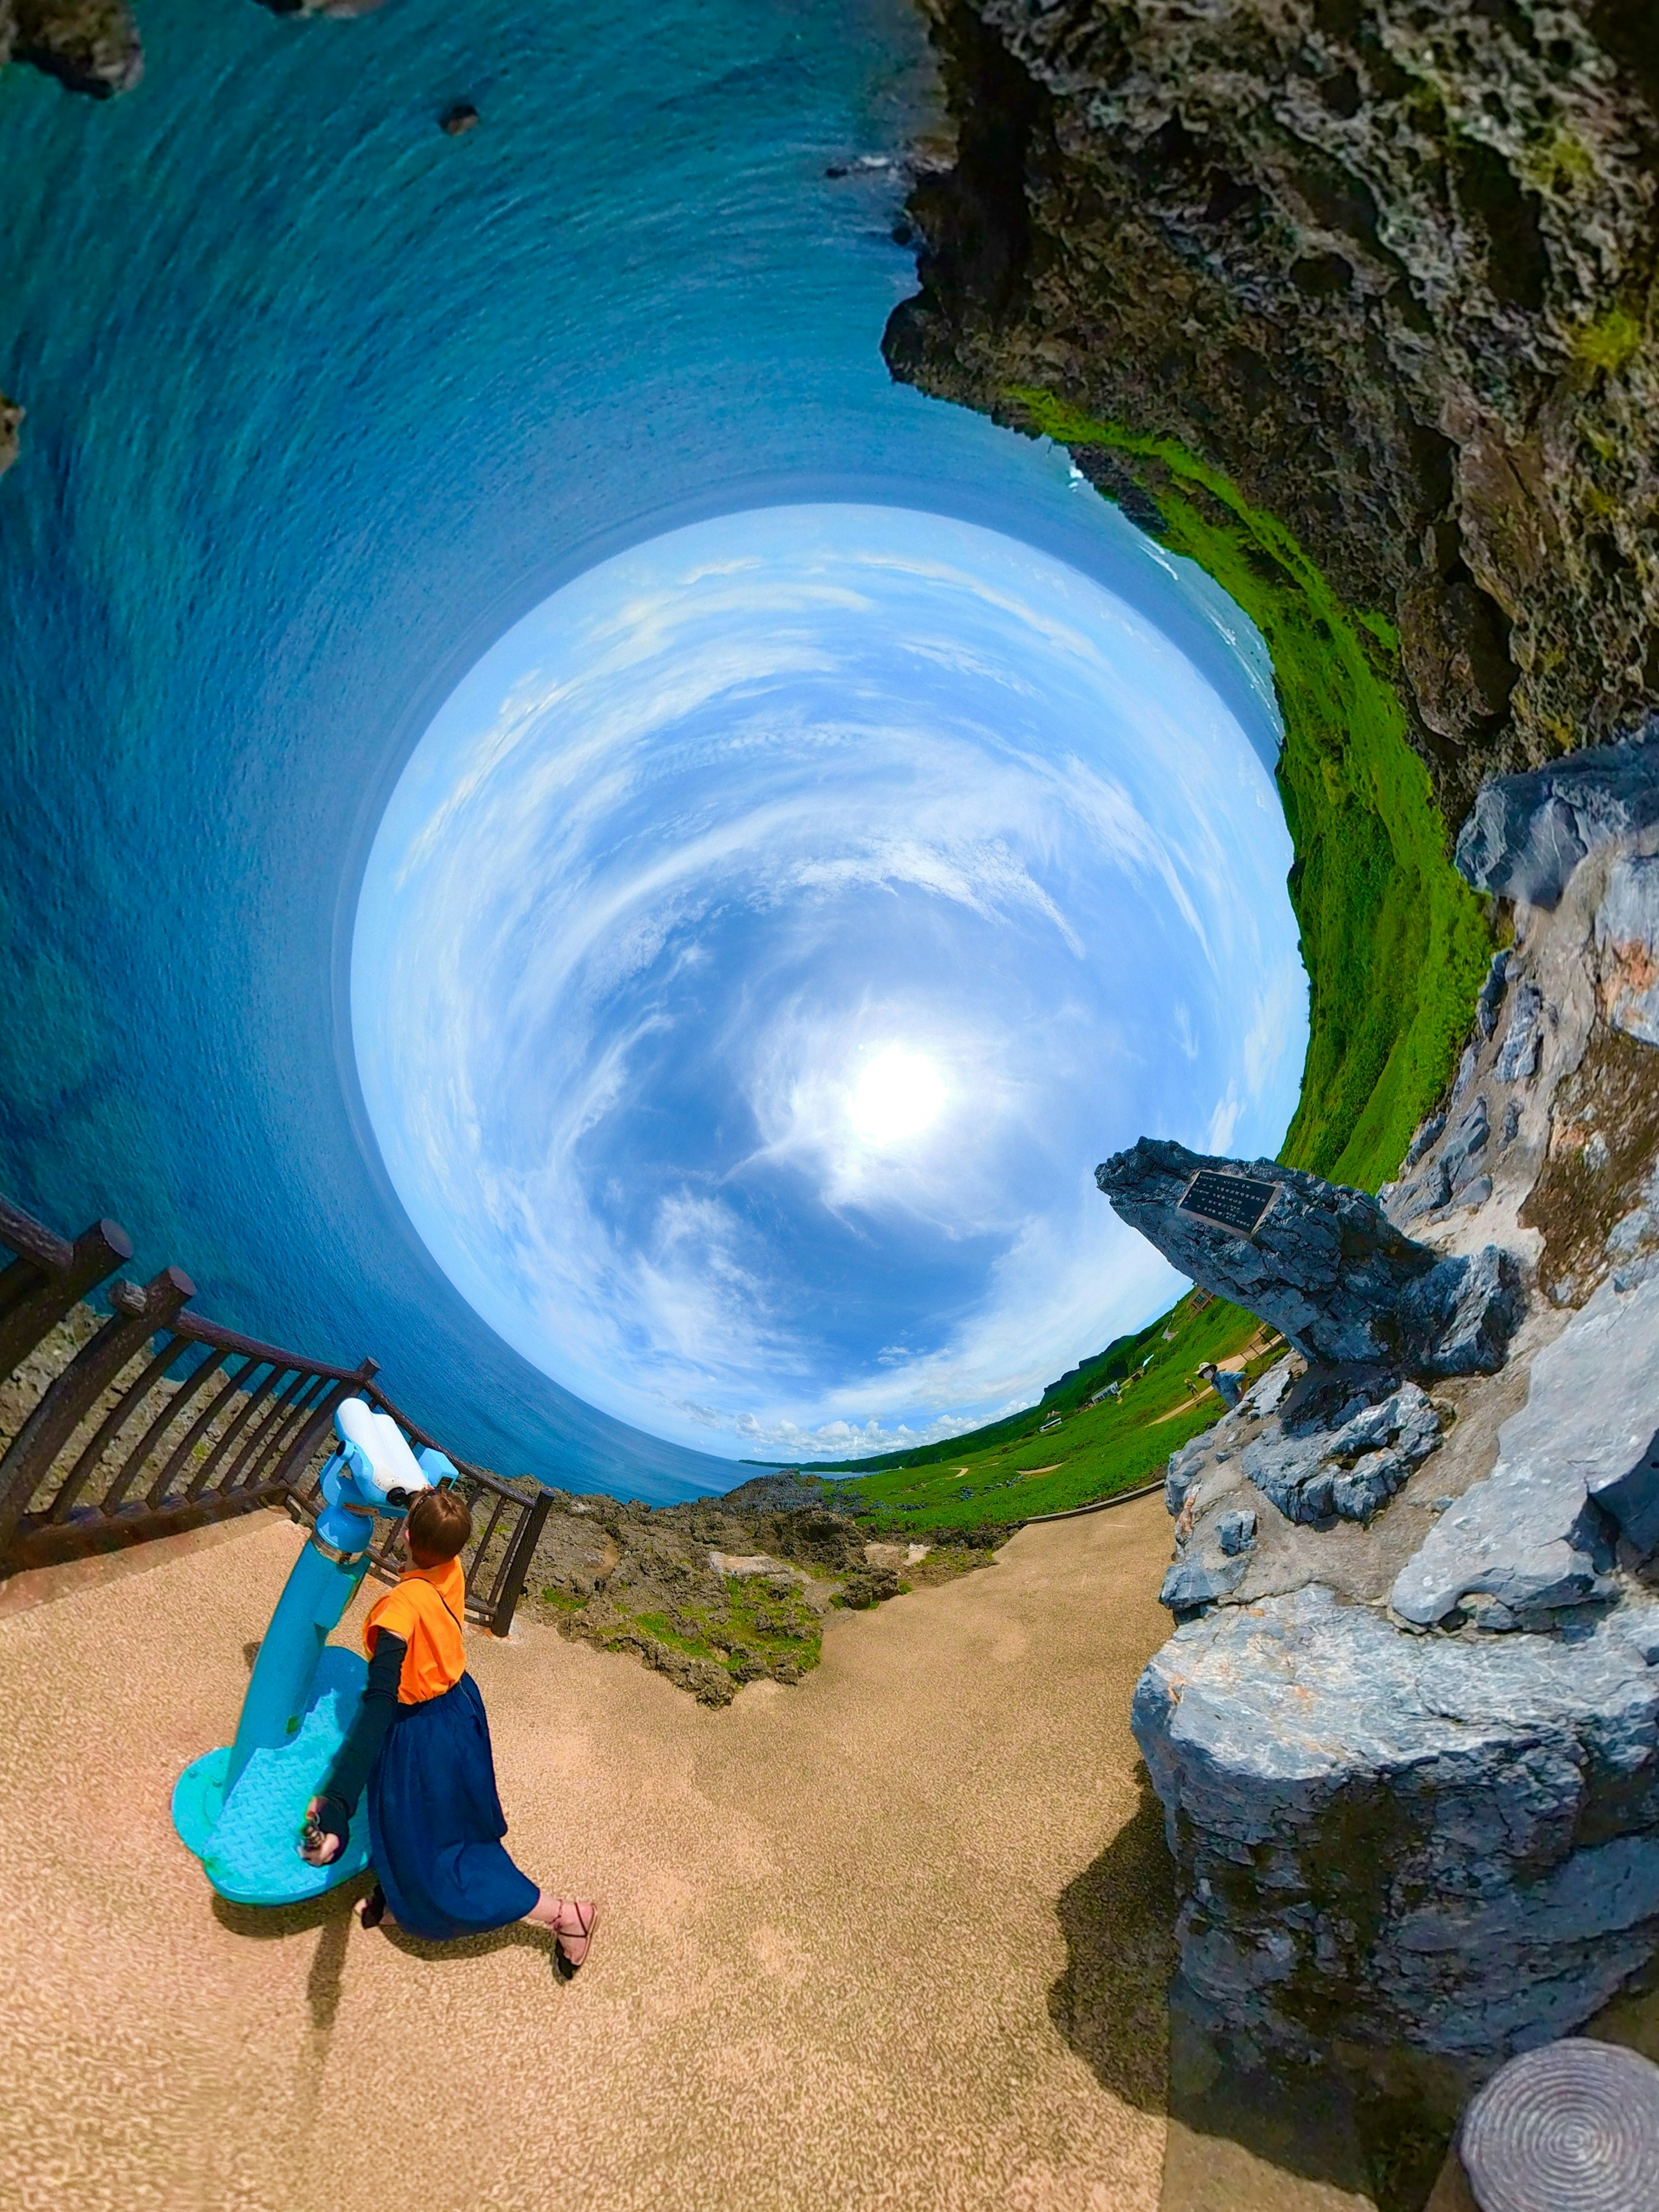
172;1397;459;1905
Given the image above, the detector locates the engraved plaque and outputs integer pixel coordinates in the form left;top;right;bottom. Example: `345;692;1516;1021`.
1178;1170;1278;1237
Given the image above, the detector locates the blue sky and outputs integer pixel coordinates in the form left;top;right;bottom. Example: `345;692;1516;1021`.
353;503;1306;1460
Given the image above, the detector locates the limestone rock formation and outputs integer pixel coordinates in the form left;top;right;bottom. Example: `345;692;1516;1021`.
1597;852;1659;1047
1128;762;1659;2078
1132;1584;1659;2077
1243;1379;1440;1526
10;0;141;95
1392;1267;1659;1627
1456;731;1659;907
885;0;1659;804
1097;1136;1521;1375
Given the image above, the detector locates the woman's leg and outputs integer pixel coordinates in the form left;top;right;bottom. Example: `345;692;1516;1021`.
524;1889;601;1969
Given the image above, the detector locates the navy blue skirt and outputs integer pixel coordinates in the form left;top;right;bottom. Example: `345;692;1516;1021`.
366;1672;540;1941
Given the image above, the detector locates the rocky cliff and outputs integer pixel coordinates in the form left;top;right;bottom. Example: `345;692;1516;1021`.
1108;748;1659;2120
886;0;1659;813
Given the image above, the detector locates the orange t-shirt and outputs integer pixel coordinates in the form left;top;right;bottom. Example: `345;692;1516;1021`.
363;1556;467;1705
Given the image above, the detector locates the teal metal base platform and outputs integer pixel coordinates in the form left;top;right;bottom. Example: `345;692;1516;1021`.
172;1644;372;1905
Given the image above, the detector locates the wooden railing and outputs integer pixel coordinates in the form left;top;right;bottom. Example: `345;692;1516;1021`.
0;1194;549;1633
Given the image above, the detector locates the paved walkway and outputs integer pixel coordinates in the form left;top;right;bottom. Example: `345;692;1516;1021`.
0;1498;1367;2212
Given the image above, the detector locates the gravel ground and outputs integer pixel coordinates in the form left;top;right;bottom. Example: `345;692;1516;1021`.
0;1496;1185;2212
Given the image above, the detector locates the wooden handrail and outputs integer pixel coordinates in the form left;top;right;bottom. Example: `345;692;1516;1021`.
171;1308;377;1385
0;1197;75;1273
0;1189;550;1629
0;1206;135;1384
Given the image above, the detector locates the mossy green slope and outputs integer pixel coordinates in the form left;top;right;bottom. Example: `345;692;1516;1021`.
819;1290;1274;1531
1010;388;1494;1194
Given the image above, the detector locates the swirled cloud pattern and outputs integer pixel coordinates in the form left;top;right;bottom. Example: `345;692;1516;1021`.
353;504;1306;1458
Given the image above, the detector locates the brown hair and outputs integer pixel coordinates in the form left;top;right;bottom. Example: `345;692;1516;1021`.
406;1486;473;1567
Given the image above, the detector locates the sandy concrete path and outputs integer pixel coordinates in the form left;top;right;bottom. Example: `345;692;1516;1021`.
0;1497;1185;2212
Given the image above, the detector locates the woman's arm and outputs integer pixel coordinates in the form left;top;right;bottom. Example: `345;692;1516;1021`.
299;1630;407;1864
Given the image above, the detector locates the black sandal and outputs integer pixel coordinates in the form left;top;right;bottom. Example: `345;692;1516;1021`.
553;1898;601;1979
357;1883;387;1930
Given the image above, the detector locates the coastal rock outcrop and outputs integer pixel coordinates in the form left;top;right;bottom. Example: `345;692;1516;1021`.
1126;765;1659;2083
1391;1267;1659;1627
1456;732;1659;908
8;0;142;95
885;0;1659;803
1243;1379;1440;1526
1132;1585;1659;2076
1096;1136;1521;1377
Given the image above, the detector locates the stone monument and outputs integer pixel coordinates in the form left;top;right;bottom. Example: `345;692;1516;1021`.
1096;1136;1521;1378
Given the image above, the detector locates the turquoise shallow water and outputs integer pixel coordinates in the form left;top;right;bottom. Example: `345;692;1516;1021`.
0;0;1281;1497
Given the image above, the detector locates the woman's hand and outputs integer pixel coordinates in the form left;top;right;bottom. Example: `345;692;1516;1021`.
299;1795;343;1866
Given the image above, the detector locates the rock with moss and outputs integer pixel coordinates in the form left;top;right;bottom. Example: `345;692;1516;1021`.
10;0;141;94
520;1487;918;1701
885;0;1659;810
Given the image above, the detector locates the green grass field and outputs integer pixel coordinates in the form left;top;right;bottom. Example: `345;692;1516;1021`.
817;1290;1278;1531
804;397;1494;1534
1007;390;1494;1194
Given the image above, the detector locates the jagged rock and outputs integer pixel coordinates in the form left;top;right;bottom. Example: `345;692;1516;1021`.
1597;853;1659;1048
1402;1108;1446;1170
0;392;19;479
1239;1356;1295;1420
1392;1269;1659;1626
1243;1382;1440;1526
1494;980;1545;1082
1401;1244;1524;1375
1159;1554;1246;1613
1475;952;1511;1039
1456;736;1659;909
836;1564;900;1610
1440;1095;1489;1195
1165;1435;1208;1518
1215;1509;1256;1557
1132;1584;1659;2072
1097;1137;1521;1377
13;0;141;94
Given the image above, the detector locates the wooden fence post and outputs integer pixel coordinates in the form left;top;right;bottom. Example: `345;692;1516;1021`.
487;1490;553;1636
0;1267;194;1554
0;1208;133;1384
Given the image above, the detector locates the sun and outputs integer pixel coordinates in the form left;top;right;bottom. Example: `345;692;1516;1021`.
848;1047;947;1147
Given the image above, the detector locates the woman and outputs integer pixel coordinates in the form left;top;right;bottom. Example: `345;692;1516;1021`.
299;1486;598;1975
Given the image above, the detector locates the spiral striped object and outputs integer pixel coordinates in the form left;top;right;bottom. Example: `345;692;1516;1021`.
1459;2038;1659;2212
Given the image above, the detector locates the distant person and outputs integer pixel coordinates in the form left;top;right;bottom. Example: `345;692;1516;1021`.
299;1486;599;1975
1199;1362;1243;1408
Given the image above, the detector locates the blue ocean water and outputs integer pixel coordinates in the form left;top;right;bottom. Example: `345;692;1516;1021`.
0;0;1286;1499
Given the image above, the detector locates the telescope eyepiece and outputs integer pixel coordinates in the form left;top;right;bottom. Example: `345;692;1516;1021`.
385;1486;412;1509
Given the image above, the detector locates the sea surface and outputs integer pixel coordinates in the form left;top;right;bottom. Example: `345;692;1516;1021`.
0;0;1281;1498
